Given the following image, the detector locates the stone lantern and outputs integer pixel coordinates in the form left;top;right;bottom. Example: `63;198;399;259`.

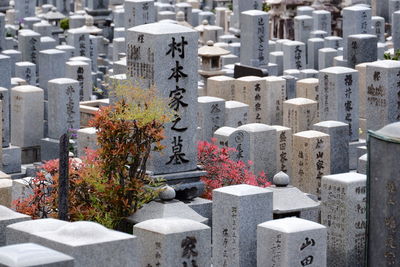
268;171;320;222
198;40;230;88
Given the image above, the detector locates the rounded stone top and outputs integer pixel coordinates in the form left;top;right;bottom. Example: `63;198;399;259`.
85;15;94;26
159;186;176;201
207;40;214;46
273;171;290;187
202;19;209;25
51;7;57;12
176;11;185;21
372;122;400;142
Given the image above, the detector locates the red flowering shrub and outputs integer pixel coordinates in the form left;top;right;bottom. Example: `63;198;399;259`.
198;139;270;199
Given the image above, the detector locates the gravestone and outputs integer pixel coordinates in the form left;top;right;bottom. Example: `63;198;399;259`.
294;15;313;45
224;101;249;127
10;86;43;149
38;49;67;99
15;62;36;86
31;221;138;267
124;0;155;30
313;121;350;174
371;16;385;43
18;30;40;66
213;184;273;267
367;122;400;267
392;11;400;55
65;61;92;101
176;3;192;25
234;76;267;124
389;0;400;23
2;50;21;77
55;0;71;15
297;6;314;16
127;22;204;198
0;55;11;90
207;76;235;100
321;172;367;267
14;0;35;20
307;38;324;70
347;34;377;68
214;126;250;163
0;206;31;246
0;243;74;267
257;217;327;267
342;5;371;60
6;218;69;245
0;179;11;207
240;10;269;68
324;36;342;49
237;123;277;178
318;48;337;70
67;29;90;58
0;88;9;148
133;218;211;267
77;127;98;157
365;60;400;131
319;67;359;141
271;125;292;177
230;0;263;33
313;10;332;34
292;130;330;198
197;96;225;142
270;51;284;76
283;98;318;134
0;13;5;52
265;76;287;126
283;41;306;70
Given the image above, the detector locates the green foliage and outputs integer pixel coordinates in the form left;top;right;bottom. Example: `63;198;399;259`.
384;49;400;60
60;18;69;31
263;3;271;12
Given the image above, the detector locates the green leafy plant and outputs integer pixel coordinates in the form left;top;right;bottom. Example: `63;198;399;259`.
60;18;69;31
384;49;400;60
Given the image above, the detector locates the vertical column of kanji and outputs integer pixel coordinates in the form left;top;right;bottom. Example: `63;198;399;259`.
127;23;199;175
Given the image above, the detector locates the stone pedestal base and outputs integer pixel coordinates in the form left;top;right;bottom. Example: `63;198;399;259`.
151;168;206;200
2;145;21;174
21;146;41;164
40;138;60;161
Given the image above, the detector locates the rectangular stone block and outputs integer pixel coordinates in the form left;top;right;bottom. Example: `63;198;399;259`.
283;98;318;134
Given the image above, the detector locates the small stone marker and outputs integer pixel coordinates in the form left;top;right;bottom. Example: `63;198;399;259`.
307;38;324;70
133;218;211;267
213;126;250;163
313;120;350;174
207;75;235;100
283;41;306;70
213;184;273;267
224;100;249;127
237;123;277;178
321;172;367;267
292;130;330;198
77;127;98;157
318;48;337;70
257;217;327;267
283;97;318;134
197;96;225;142
124;0;155;29
15;62;36;86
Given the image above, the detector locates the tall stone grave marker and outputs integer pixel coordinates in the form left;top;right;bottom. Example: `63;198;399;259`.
207;76;235;100
0;55;11;90
319;67;359;141
65;61;92;101
38;49;66;99
213;184;273;267
14;0;35;21
367;122;400;267
127;23;198;176
283;98;318;134
292;130;330;198
271;125;292;177
365;60;400;131
230;0;262;33
240;10;269;68
11;86;43;149
18;30;40;66
214;126;250;163
294;15;313;45
283;41;306;70
321;172;367;267
15;62;36;86
197;96;225;142
224;101;249;127
347;34;377;68
124;0;155;30
313;10;331;34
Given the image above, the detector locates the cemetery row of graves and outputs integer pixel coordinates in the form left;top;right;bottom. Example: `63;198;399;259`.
0;0;399;266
